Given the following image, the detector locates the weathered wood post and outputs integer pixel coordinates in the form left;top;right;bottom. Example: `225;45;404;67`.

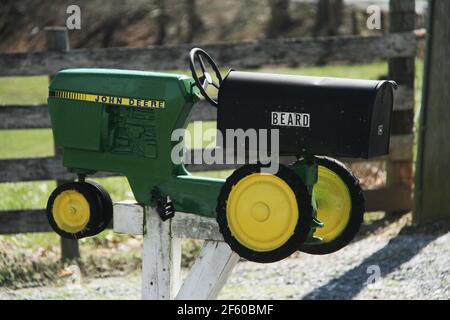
142;206;181;299
114;201;239;300
45;26;80;261
414;0;450;223
386;0;415;214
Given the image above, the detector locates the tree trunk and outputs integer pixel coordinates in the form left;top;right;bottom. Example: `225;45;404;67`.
266;0;292;38
350;9;360;35
0;0;21;41
154;0;168;45
185;0;204;43
313;0;344;37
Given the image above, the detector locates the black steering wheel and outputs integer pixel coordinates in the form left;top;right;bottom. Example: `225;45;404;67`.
189;48;222;107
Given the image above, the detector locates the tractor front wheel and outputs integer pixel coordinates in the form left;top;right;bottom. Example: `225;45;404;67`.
46;181;113;239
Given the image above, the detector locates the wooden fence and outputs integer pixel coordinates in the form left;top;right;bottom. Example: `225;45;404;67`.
0;0;419;259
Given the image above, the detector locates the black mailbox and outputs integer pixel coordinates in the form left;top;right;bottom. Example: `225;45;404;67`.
217;71;397;159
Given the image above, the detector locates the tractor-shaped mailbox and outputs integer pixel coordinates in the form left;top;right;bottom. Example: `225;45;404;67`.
46;48;396;263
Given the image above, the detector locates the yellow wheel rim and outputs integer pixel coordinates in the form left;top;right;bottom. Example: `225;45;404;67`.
226;173;299;252
52;190;90;233
313;166;351;242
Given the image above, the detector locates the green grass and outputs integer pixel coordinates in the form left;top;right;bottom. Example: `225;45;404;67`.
415;59;424;112
2;232;59;251
0;76;49;105
0;129;54;159
0;181;56;210
259;61;388;79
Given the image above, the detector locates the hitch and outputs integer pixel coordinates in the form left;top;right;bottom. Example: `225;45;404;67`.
151;188;175;221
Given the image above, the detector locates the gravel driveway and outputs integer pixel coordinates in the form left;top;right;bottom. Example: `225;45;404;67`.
1;215;449;300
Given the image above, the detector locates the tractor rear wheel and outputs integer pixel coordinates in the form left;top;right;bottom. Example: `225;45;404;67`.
46;181;112;239
217;164;313;263
300;156;365;255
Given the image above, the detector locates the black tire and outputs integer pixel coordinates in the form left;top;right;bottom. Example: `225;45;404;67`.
47;182;101;239
217;164;313;263
84;181;113;237
46;181;113;239
300;156;365;255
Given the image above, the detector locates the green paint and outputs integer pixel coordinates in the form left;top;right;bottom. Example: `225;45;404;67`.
48;68;223;217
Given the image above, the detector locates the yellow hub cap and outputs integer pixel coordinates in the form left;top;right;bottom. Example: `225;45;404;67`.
313;166;351;242
52;190;90;233
227;173;299;252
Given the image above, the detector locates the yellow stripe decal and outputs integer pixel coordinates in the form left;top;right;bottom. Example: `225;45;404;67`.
53;90;166;109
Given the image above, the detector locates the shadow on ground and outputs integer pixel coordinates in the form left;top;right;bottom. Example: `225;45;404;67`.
302;218;450;299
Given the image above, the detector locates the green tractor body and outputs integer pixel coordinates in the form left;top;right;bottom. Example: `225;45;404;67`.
49;68;225;217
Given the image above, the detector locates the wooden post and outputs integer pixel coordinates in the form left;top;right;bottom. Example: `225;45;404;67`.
142;206;181;299
176;241;239;300
414;0;450;223
386;0;415;214
114;202;238;300
45;27;80;261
